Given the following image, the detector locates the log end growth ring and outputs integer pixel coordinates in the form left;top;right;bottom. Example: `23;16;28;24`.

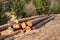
24;26;31;32
21;22;26;29
13;24;20;29
8;27;12;30
27;21;32;27
15;19;19;23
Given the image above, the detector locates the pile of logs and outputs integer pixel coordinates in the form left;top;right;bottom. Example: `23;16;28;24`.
0;15;45;32
0;15;55;40
0;15;55;32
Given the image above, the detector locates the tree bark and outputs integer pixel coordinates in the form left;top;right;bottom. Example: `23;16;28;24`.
0;30;21;40
26;15;52;27
32;16;55;30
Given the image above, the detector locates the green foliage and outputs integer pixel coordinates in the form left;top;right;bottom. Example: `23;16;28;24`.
0;13;11;25
0;0;60;25
33;0;50;15
49;0;60;14
25;0;31;3
11;0;26;18
0;2;3;13
0;0;11;25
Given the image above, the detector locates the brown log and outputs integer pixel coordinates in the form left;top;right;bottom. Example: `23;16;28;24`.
31;16;55;30
0;20;20;31
21;16;46;28
26;15;51;27
0;24;13;32
21;16;44;29
12;16;42;29
0;30;21;40
0;15;45;32
18;15;44;23
11;15;40;23
21;17;42;29
6;15;39;29
0;32;1;36
27;15;54;27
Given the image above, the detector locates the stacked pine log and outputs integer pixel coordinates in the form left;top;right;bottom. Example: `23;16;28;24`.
0;15;55;32
0;15;45;32
0;15;55;40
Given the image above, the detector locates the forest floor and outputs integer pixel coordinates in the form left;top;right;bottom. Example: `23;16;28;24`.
4;14;60;40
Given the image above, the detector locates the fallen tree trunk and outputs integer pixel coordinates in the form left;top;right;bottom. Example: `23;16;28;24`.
31;16;55;30
26;15;53;27
0;30;21;40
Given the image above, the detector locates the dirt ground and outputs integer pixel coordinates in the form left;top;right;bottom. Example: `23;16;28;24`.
5;14;60;40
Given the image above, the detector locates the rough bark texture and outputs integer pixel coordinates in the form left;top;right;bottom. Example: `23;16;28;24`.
0;15;43;32
0;30;20;40
27;15;52;27
4;14;60;40
31;16;55;30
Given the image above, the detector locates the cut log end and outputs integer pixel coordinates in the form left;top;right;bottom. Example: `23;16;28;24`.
21;22;26;29
8;27;12;30
13;24;20;29
15;19;19;23
7;25;13;30
27;21;32;27
24;26;31;32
